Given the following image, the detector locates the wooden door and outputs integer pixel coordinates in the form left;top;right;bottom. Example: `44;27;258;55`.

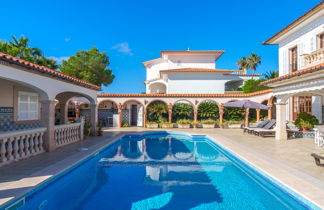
131;105;138;126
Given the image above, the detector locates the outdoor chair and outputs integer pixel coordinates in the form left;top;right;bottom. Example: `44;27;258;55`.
311;153;324;167
247;119;276;135
243;120;270;134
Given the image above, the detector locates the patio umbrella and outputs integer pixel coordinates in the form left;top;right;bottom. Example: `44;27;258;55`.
222;100;269;127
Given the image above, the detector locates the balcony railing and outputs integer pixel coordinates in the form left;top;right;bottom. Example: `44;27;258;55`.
0;127;47;167
302;48;324;68
54;119;84;148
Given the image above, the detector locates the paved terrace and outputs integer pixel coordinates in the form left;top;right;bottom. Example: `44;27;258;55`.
0;128;324;208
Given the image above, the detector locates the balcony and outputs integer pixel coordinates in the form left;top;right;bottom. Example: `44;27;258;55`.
302;48;324;68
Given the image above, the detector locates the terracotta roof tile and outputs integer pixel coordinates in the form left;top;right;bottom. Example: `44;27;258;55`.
0;52;100;90
98;89;272;98
261;63;324;85
160;68;236;73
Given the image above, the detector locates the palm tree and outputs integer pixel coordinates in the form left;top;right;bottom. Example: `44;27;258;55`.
197;101;219;120
264;70;279;80
147;102;168;122
248;53;261;74
237;57;249;74
173;103;193;120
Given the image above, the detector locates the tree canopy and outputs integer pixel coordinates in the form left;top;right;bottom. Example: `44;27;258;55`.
264;70;279;80
241;79;270;93
60;47;115;87
0;35;59;70
237;53;261;74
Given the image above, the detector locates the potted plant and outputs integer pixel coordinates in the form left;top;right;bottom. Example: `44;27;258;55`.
160;121;173;128
176;119;192;129
97;122;104;136
122;122;129;127
200;119;215;128
222;120;243;129
294;112;319;131
84;122;92;136
146;121;159;129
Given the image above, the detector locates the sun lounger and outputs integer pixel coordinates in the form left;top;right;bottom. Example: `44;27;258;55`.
243;120;270;133
248;120;276;134
311;153;324;167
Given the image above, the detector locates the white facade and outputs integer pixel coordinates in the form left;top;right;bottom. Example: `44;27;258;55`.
264;2;324;124
143;51;259;94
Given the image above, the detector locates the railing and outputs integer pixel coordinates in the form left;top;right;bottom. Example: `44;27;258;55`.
302;48;324;68
0;127;47;167
54;119;84;148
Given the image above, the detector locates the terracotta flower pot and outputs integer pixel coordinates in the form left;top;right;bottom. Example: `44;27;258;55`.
146;123;159;129
177;124;191;129
202;124;215;128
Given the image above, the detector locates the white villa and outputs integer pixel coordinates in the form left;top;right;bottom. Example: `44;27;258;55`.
143;50;259;94
262;1;324;140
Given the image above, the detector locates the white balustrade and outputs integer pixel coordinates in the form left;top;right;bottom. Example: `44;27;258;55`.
0;127;47;167
302;48;324;68
54;119;84;148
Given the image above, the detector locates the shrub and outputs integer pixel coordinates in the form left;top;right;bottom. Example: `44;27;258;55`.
146;121;158;125
173;103;193;120
198;101;219;120
224;107;245;121
147;101;168;122
294;112;319;129
176;119;192;125
200;119;216;124
122;122;129;127
241;79;270;93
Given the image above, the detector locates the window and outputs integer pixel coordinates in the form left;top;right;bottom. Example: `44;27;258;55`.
289;46;298;72
319;33;324;49
17;91;39;121
292;96;312;120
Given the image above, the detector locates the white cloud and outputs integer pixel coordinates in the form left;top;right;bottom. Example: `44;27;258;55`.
49;56;69;64
64;37;71;42
111;42;133;56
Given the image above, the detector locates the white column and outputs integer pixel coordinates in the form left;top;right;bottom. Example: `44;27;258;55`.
59;101;68;124
40;100;56;152
90;103;98;136
275;102;288;140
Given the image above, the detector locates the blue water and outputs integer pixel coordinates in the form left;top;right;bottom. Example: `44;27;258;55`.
5;133;315;210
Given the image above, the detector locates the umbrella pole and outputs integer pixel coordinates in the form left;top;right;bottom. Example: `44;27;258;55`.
245;108;249;128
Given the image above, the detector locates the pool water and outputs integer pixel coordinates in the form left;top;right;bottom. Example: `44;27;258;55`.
6;133;316;210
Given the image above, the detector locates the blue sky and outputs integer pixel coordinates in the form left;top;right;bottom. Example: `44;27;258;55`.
0;0;320;93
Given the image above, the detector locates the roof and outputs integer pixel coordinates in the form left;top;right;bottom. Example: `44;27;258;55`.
160;68;236;73
0;52;100;90
261;63;324;86
263;2;324;45
223;73;261;76
98;89;272;98
142;50;225;67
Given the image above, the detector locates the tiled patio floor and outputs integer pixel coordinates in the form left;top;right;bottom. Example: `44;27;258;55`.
1;127;324;208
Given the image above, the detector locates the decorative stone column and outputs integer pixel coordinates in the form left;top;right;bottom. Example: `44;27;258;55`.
59;101;68;124
219;106;224;125
194;109;198;123
267;104;272;120
275;102;288;140
40;100;56;152
118;103;123;128
168;103;172;123
143;109;147;128
245;108;250;128
256;109;260;122
75;104;80;120
90;103;98;135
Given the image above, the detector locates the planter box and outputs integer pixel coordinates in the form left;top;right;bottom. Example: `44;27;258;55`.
177;124;191;129
227;124;242;129
146;123;159;129
160;124;173;128
202;124;215;129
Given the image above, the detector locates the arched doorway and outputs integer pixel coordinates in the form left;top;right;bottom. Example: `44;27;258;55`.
122;100;144;126
98;100;118;127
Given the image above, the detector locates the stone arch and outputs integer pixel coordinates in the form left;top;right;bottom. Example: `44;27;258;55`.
122;99;145;127
196;99;220;120
172;99;195;122
148;82;167;94
145;99;169;122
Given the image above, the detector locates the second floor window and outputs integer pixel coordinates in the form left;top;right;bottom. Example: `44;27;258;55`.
289;46;298;72
319;33;324;49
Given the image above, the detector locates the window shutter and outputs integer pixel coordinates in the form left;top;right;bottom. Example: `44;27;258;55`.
283;50;288;75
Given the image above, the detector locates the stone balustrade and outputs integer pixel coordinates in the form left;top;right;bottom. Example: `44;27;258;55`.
54;119;84;148
302;48;324;68
0;127;47;167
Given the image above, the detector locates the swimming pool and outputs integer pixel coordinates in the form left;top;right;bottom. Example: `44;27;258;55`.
2;132;318;210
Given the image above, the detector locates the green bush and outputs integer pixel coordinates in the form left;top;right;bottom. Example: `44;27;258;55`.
242;79;270;93
122;122;129;127
147;101;168;122
200;119;216;124
294;112;319;129
224;107;245;121
173;103;193;121
176;119;192;125
198;101;219;120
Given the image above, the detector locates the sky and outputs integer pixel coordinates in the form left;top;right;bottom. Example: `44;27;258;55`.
0;0;321;93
